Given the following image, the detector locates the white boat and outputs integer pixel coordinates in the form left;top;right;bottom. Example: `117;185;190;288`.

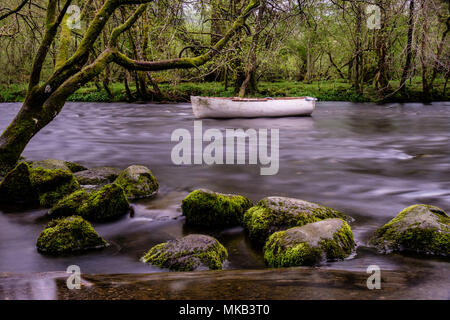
191;96;317;119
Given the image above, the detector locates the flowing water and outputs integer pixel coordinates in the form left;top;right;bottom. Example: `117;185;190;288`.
0;101;449;299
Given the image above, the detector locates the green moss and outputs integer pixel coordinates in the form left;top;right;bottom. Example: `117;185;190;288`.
0;162;38;204
319;222;355;260
264;220;354;267
64;161;87;173
370;204;450;256
181;189;253;227
142;235;228;271
29;167;80;207
114;165;159;199
77;183;129;221
243;197;348;245
264;237;323;267
49;184;129;221
36;216;108;255
49;189;90;217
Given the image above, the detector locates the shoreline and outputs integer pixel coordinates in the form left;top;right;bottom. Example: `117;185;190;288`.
1;80;448;104
1;266;448;300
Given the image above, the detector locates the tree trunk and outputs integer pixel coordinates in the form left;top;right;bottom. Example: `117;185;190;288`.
353;3;362;94
400;0;415;96
420;0;431;102
239;1;264;97
430;11;449;89
374;0;390;98
123;71;134;102
327;52;344;79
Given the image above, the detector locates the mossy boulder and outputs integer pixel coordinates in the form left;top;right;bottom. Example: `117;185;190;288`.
243;196;350;245
141;234;228;271
0;162;79;206
36;216;108;255
49;189;90;217
114;165;158;199
181;189;253;228
64;161;88;173
369;204;450;256
264;218;355;267
74;167;122;186
0;162;38;204
49;183;129;221
29;166;80;207
30;159;87;173
31;159;70;171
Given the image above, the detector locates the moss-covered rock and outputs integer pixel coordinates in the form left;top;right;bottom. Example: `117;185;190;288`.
369;204;450;256
264;218;355;267
181;189;253;228
64;161;88;173
78;183;130;221
0;162;38;204
30;159;87;173
31;159;70;171
49;189;90;217
36;216;108;255
141;234;228;271
114;165;158;199
243;196;350;245
50;183;129;221
0;161;80;207
29;167;80;207
74;167;122;186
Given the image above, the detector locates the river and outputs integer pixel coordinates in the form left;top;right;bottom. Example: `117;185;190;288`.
0;101;449;299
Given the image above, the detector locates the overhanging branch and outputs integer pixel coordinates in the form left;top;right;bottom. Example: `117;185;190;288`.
112;0;260;72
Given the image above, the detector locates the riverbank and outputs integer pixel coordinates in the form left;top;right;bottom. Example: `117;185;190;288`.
0;79;448;103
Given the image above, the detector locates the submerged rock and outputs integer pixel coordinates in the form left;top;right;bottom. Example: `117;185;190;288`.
141;234;228;271
181;189;252;227
36;216;108;255
114;165;158;199
243;196;350;245
0;162;38;204
50;184;129;221
74;167;122;186
29;166;80;207
264;218;355;267
369;204;450;256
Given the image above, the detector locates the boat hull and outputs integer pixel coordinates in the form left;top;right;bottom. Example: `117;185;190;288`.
191;96;316;119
